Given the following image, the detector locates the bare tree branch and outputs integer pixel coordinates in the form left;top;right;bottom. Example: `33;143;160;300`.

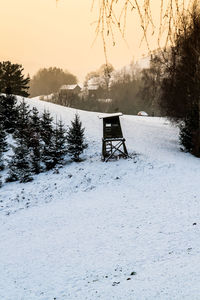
56;1;194;64
91;0;194;62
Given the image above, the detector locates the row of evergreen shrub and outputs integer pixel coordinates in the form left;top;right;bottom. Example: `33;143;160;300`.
0;94;87;187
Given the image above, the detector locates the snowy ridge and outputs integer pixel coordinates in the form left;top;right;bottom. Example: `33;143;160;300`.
0;97;200;299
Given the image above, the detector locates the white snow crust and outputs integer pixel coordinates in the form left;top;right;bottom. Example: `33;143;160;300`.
0;97;200;300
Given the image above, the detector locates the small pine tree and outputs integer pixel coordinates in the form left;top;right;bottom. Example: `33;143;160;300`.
0;121;6;186
0;121;7;152
40;109;55;170
29;132;42;174
179;110;199;152
6;138;33;183
66;114;88;162
14;99;30;143
6;154;19;182
29;107;42;174
0;122;7;171
40;109;53;143
53;119;67;165
7;100;33;183
30;106;41;132
0;94;18;133
179;120;193;152
0;150;4;172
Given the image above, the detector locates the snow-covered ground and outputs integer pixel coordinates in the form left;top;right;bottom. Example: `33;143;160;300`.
1;97;200;300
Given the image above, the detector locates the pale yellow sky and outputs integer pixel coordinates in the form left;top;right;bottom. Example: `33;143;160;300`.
0;0;160;81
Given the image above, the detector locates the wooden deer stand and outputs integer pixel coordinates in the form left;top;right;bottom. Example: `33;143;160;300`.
99;113;128;162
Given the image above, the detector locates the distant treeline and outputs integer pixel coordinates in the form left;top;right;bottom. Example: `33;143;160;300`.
34;63;161;116
29;67;77;97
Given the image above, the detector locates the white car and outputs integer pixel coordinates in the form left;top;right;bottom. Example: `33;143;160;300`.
137;111;148;116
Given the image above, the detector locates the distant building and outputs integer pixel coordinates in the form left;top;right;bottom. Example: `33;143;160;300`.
87;84;104;99
58;84;82;107
97;98;112;103
59;84;82;96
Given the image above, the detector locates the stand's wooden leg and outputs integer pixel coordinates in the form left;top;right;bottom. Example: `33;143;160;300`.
102;139;106;161
122;141;128;157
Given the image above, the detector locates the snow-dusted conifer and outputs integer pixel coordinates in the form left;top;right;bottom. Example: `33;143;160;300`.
52;119;67;165
7;100;32;183
14;99;31;144
0;121;7;171
0;149;4;172
30;106;41;132
29;107;42;174
0;122;7;153
40;109;53;144
66;114;88;161
0;94;18;133
179;112;197;153
0;151;4;172
6;139;33;183
40;109;55;170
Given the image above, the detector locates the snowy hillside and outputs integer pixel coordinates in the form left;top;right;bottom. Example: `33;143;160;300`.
1;97;200;300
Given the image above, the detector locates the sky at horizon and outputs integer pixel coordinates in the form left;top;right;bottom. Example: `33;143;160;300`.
0;0;160;82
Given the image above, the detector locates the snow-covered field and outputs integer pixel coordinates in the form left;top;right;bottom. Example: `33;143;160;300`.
1;97;200;300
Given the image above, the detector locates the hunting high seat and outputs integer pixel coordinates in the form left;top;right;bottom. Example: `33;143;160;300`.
99;113;128;161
